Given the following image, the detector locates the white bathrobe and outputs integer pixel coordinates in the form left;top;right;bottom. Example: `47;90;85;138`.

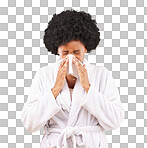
21;57;125;148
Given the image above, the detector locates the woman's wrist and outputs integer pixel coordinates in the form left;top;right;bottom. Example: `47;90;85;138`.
84;83;91;93
51;86;61;99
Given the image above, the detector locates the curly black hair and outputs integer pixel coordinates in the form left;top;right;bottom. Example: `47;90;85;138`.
43;9;100;55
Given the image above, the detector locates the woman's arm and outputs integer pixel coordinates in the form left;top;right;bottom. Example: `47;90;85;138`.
82;67;125;131
21;69;61;133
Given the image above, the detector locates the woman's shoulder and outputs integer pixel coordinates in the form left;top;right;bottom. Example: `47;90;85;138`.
92;64;111;75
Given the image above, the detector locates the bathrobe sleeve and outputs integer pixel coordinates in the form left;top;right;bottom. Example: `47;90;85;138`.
82;67;125;131
21;69;61;133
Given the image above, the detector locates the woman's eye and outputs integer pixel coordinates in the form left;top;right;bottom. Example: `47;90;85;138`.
63;52;68;54
74;51;79;54
63;51;80;54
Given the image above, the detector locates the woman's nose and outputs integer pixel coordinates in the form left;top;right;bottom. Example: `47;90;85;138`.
66;54;74;58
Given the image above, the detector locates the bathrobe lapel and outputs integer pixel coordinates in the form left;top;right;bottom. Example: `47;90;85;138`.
53;57;93;126
67;78;86;125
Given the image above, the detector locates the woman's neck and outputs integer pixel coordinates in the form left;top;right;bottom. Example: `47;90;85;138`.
66;74;77;89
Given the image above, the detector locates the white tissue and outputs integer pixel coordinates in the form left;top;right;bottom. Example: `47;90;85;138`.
68;55;74;75
57;54;84;78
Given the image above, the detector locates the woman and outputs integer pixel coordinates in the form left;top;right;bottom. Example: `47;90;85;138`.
21;9;125;148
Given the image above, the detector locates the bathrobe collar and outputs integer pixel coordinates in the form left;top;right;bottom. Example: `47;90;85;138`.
53;57;93;126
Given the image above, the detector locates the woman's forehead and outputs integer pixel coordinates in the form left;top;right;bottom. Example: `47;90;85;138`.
58;40;86;54
58;47;83;53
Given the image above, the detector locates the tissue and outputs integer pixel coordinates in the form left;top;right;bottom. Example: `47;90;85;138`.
57;54;84;78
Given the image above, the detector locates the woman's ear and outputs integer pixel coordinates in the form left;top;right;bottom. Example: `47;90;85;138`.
58;47;62;55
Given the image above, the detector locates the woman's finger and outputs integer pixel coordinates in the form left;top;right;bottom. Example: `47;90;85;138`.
59;58;69;73
59;58;67;69
63;58;69;69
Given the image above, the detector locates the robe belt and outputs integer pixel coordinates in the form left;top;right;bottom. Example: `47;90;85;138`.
45;125;104;148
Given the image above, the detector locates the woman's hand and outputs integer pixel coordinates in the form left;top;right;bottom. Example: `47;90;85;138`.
72;57;90;93
52;57;69;98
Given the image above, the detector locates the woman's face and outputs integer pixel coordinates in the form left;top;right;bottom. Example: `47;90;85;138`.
57;40;87;63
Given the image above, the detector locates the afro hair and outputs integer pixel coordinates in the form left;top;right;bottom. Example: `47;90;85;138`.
43;9;101;55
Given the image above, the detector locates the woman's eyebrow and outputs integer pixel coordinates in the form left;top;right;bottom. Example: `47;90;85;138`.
74;49;80;51
63;49;80;52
